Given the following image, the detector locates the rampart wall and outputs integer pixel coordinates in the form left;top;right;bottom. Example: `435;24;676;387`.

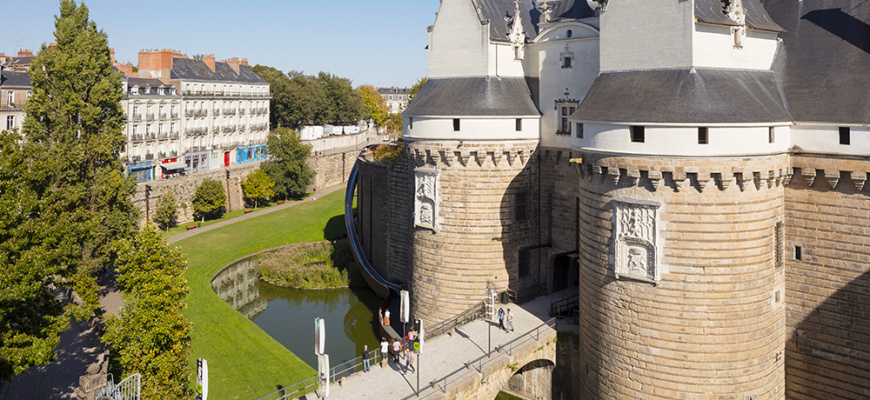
784;155;870;399
574;153;788;399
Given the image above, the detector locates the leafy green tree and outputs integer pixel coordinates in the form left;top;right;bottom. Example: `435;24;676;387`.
386;113;404;138
192;179;226;221
262;128;314;200
358;85;388;127
103;225;191;399
316;72;365;124
0;0;137;381
408;77;428;105
242;169;275;209
152;191;179;231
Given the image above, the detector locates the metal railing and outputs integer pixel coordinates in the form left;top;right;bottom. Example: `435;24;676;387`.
550;294;579;318
255;349;384;400
426;300;486;339
95;373;140;400
415;318;557;400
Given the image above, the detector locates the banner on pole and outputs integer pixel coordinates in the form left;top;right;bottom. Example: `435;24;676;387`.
318;354;330;397
315;318;325;355
197;358;208;400
400;290;410;323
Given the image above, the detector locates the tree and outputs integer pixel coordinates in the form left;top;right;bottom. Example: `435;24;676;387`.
386;113;404;138
0;0;138;381
152;191;179;231
358;85;388;127
242;169;275;209
408;77;428;105
262;128;314;200
103;225;191;399
316;72;365;124
192;179;226;221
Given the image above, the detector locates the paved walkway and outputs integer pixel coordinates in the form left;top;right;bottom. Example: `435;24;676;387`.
295;294;567;400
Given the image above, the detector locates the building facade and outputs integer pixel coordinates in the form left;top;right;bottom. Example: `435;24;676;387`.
121;77;183;182
137;51;271;175
0;68;30;133
355;0;870;399
378;87;410;114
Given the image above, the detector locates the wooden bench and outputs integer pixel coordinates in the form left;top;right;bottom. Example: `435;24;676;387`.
186;224;197;230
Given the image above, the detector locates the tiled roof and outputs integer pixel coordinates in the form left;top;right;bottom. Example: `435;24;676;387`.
765;0;870;124
572;68;791;124
0;70;32;88
403;77;540;117
170;58;267;84
476;0;596;42
695;0;785;32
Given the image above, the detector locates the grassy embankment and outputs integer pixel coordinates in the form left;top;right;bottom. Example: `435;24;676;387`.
175;189;347;398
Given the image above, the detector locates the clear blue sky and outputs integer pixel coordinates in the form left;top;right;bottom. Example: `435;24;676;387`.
3;0;440;88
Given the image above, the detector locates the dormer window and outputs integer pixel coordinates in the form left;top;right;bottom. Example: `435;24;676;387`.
131;85;139;95
144;86;151;94
158;87;164;95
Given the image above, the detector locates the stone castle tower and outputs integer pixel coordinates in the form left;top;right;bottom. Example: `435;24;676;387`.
355;0;870;398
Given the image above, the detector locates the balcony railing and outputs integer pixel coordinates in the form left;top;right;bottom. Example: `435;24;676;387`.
131;114;142;121
170;112;179;119
145;114;155;121
195;110;208;117
212;109;221;116
159;113;167;119
224;109;236;116
145;153;154;160
239;109;246;115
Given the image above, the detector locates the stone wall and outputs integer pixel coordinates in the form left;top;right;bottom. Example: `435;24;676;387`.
309;150;355;193
133;162;261;225
434;329;557;400
784;155;870;399
576;153;788;399
135;147;358;226
405;140;543;323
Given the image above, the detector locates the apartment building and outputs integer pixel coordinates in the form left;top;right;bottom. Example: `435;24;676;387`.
0;67;31;133
121;77;183;183
137;50;270;174
377;87;410;114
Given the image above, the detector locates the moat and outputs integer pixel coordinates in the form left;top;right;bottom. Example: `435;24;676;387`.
211;253;381;368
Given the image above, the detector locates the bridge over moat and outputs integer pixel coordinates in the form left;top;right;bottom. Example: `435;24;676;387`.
296;295;561;400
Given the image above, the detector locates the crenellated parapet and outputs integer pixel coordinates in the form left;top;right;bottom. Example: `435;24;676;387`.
403;140;539;170
567;152;793;193
789;155;870;192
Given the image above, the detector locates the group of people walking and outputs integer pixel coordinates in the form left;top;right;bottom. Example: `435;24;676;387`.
497;308;514;333
364;328;417;374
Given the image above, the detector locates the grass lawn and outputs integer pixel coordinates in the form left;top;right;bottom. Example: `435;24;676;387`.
175;189;347;399
163;198;302;240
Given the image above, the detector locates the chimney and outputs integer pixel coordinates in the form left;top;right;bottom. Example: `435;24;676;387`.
203;54;216;72
223;58;240;74
138;49;177;81
109;48;116;64
18;49;35;57
240;58;248;67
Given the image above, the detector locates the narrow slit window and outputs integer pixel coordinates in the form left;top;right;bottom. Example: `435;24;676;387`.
795;245;802;261
769;127;775;143
630;126;645;143
698;127;709;144
516;118;522;132
576;123;584;139
839;127;851;145
453;118;460;131
409;117;413;130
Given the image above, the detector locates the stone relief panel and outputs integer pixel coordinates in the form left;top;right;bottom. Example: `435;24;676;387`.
613;198;661;283
415;168;438;230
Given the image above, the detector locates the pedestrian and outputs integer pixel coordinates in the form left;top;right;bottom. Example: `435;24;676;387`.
384;308;391;326
498;307;505;331
362;345;370;372
405;349;415;373
392;339;402;363
506;308;514;332
380;337;389;363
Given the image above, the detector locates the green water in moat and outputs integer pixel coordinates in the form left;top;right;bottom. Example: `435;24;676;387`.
212;256;381;369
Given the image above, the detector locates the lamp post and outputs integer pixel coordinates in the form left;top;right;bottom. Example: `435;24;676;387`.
225;170;232;212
